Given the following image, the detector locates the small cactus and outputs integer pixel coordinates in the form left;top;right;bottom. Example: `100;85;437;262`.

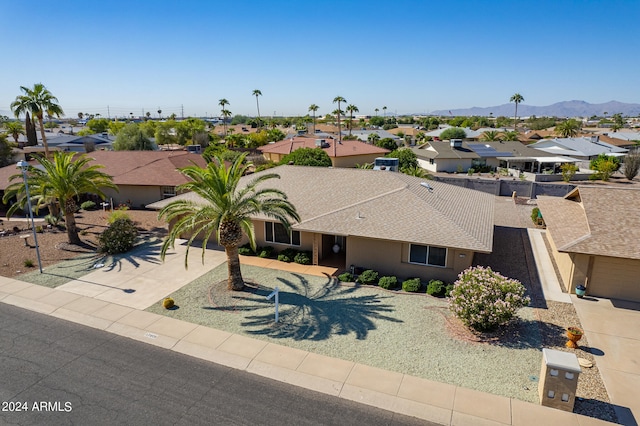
162;297;175;309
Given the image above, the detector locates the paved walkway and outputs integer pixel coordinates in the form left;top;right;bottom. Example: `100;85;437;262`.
528;229;572;304
572;296;640;426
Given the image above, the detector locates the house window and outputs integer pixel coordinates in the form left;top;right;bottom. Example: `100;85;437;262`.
429;158;435;165
409;244;447;267
265;221;300;246
161;186;176;199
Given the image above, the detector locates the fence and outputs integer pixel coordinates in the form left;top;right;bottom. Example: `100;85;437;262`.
432;176;575;199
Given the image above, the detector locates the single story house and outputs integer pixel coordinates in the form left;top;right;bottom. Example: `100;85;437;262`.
0;151;207;211
411;139;570;173
258;135;390;168
148;166;495;283
537;187;640;302
528;136;628;161
423;126;484;140
346;129;400;144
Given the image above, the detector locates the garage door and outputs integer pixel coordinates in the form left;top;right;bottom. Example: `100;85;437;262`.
588;256;640;302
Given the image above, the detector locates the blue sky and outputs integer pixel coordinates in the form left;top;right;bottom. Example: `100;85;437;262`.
1;0;638;118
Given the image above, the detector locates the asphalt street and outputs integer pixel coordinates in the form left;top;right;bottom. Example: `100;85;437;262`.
0;303;434;425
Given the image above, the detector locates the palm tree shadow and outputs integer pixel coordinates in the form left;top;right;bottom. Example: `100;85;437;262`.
216;273;402;341
97;238;162;272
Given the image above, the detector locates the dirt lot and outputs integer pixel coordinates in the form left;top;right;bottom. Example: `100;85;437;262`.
0;210;167;278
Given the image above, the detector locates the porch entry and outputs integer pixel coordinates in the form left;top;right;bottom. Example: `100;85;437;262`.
312;233;346;269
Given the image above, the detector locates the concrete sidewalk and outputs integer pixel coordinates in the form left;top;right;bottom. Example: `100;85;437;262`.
0;274;612;426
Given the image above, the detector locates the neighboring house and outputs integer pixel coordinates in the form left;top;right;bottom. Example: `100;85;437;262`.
528;136;628;161
346;129;400;143
148;166;495;283
258;135;390;168
537;187;640;302
0;151;207;210
423;126;484;140
411;139;569;173
595;132;640;150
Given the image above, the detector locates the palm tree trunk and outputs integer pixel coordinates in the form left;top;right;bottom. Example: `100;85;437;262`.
514;104;518;129
64;200;81;245
225;245;245;291
37;115;50;158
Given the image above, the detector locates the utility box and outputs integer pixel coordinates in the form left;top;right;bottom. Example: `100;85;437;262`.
538;348;581;412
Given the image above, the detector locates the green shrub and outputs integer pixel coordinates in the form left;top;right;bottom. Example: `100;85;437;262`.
449;266;530;331
467;168;475;176
44;213;63;227
402;278;421;292
238;243;255;256
427;279;445;296
80;200;96;211
357;269;379;285
98;218;138;254
445;283;455;297
23;259;35;268
338;272;354;282
277;248;298;263
378;276;398;290
294;251;311;265
35;225;44;233
162;297;175;309
107;210;131;224
257;246;274;258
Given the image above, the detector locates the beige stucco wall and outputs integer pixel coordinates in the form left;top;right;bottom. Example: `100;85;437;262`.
103;185;165;209
546;232;575;291
588;256;640;302
331;154;381;168
346;236;473;283
427;158;474;173
252;220;313;253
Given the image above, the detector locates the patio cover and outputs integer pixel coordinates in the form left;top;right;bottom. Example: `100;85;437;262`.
496;156;580;163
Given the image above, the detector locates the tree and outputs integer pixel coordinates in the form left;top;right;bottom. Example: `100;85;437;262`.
560;163;578;182
623;152;640;180
0;134;13;167
146;111;151;120
159;153;300;291
77;112;84;120
2;152;117;245
375;137;398;151
280;147;332;167
502;130;520;141
346;104;359;136
308;104;319;134
439;127;467;140
333;96;346;142
24;112;38;146
509;93;524;129
555;119;581;138
383;106;387;118
87;118;110;134
367;132;380;145
219;98;230;136
590;154;621;181
157;109;162;119
481;130;501;141
612;113;624;132
114;123;154;150
108;121;126;136
4;121;25;143
10;83;64;158
252;90;262;127
386;149;418;170
374;108;379;117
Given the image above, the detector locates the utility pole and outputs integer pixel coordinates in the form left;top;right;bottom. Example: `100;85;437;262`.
181;104;184;119
107;105;110;119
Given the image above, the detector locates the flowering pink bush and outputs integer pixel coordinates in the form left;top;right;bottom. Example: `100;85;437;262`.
449;266;530;331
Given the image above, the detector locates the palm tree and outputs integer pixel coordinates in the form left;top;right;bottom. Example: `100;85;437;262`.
502;130;519;141
2;152;117;245
383;106;387;119
159;153;300;291
219;98;230;136
346;104;359;136
374;108;379;117
221;109;232;137
157;109;162;119
481;130;501;142
252;90;262;128
509;93;524;129
332;96;346;142
308;104;319;134
11;83;64;158
555;119;580;138
4;121;25;143
367;132;380;145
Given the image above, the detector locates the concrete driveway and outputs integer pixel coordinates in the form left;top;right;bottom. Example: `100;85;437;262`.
572;295;640;426
57;240;227;310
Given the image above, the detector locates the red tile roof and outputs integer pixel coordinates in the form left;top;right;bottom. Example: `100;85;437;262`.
258;135;389;158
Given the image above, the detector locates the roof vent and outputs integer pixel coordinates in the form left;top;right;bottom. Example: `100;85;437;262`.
450;139;463;148
315;139;329;148
420;182;434;192
590;136;599;143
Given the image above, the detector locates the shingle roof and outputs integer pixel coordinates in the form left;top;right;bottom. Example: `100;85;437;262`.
529;137;628;157
411;140;550;160
0;151;207;190
148;166;495;252
537;186;640;260
258;135;389;158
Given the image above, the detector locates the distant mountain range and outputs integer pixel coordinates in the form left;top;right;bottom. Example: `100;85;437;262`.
430;100;640;118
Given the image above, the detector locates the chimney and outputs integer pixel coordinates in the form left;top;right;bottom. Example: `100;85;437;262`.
590;136;599;143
